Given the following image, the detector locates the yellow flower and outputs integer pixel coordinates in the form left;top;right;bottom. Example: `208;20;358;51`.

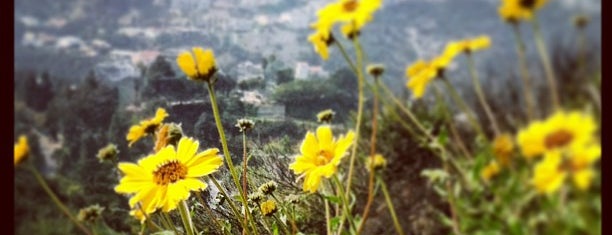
446;35;492;55
365;154;387;172
14;135;29;166
492;133;514;167
260;200;278;216
317;0;382;37
308;29;334;61
176;47;217;82
289;125;355;193
115;137;223;214
531;144;600;194
126;108;169;147
481;161;501;182
498;0;549;22
130;208;147;224
516;110;597;159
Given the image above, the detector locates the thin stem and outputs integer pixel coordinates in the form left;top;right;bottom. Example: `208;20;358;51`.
335;39;358;74
195;192;225;234
357;75;380;234
511;23;537;121
378;176;405;235
344;37;366;205
27;165;92;235
207;176;245;229
466;54;501;136
379;82;434;141
242;132;249;235
161;212;179;235
273;214;292;235
333;175;357;234
432;84;474;159
206;82;252;232
439;78;486;138
325;199;332;235
440;149;463;235
178;200;196;235
532;15;561;110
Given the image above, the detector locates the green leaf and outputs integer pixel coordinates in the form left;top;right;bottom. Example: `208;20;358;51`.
323;195;341;204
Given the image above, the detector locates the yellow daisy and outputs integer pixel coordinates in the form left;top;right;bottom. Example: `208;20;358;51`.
260;200;278;216
115;137;223;214
308;29;334;61
405;46;458;99
492;133;514;167
516;110;597;159
481;161;501;182
176;47;217;82
14;135;29;166
446;35;492;55
126;108;169;147
289;125;355;193
532;143;600;194
317;0;382;37
498;0;549;22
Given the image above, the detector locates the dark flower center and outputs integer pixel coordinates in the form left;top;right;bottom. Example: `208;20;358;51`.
343;0;359;12
153;161;187;185
544;129;573;149
520;0;536;9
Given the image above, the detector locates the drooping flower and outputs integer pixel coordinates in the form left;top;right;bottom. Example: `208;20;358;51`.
307;28;334;61
531;143;600;194
498;0;549;23
115;137;223;215
14;135;29;166
154;123;184;153
481;161;501;182
516;110;597;159
289;125;355;193
126;108;169;147
176;47;217;82
366;64;385;77
260;200;278;216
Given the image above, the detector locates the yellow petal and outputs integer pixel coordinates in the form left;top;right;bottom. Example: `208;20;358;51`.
177;137;199;164
300;131;319;157
332;131;355;165
572;169;595;190
317;125;334;151
186;154;223;178
177;51;198;78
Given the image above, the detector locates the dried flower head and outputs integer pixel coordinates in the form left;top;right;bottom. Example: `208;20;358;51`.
77;204;105;223
248;192;266;204
258;181;278;195
316;109;336;124
366;64;385;77
285;194;300;204
96;143;119;163
236;118;255;132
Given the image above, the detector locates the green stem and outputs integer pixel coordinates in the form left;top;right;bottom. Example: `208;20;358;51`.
178;200;196;235
273;214;292;235
511;23;537;121
439;78;486;138
161;212;179;235
378;176;405;235
207;176;245;229
206;82;253;233
466;54;501;136
325;199;332;235
335;40;359;74
333;175;357;234
532;15;561;110
27;165;92;235
242;132;249;235
379;82;434;141
344;37;366;204
195;192;225;234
